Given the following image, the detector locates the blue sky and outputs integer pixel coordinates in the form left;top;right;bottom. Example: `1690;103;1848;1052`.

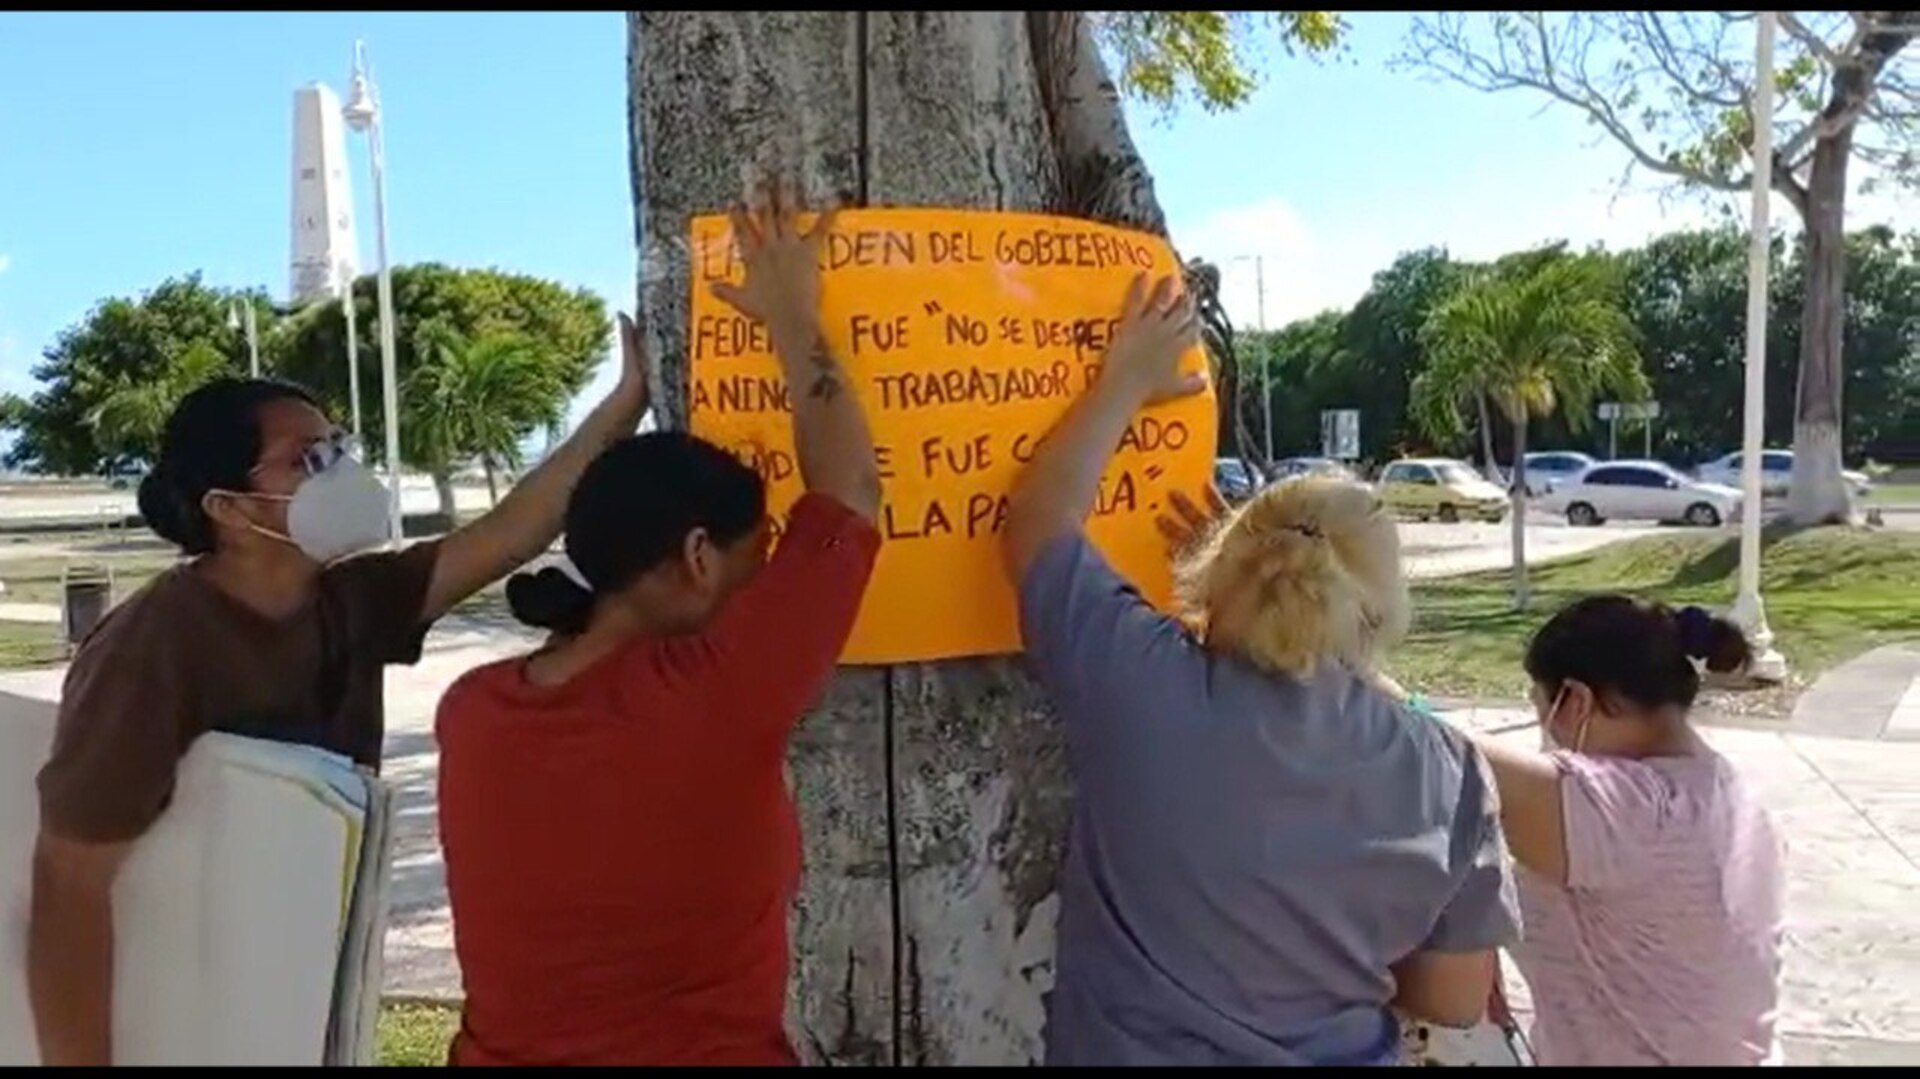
1;12;1912;428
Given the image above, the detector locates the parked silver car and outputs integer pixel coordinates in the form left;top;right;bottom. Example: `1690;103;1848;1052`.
1520;451;1597;497
1270;456;1357;483
1541;460;1742;528
1695;450;1871;499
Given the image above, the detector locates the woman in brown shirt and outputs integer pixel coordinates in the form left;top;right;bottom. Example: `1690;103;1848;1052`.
28;317;653;1065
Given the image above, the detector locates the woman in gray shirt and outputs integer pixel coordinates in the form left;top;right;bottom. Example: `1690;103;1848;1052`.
1002;274;1519;1066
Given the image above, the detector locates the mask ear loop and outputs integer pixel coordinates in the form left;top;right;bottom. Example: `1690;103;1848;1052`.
1541;681;1570;745
201;488;299;549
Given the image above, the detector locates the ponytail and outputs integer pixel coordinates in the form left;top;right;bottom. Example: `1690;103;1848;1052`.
505;566;596;635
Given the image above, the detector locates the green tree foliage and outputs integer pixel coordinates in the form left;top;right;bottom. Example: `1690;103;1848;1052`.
1094;11;1347;112
1;265;607;486
1;274;267;474
404;323;567;507
88;341;231;465
1413;255;1648;452
1412;253;1649;608
1245;227;1920;473
271;263;608;511
1397;11;1919;520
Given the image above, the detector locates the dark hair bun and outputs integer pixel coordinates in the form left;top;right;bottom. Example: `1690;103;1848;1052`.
505;566;596;635
137;462;207;552
1675;605;1754;674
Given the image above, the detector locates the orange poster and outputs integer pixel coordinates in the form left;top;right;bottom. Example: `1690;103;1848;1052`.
688;208;1217;665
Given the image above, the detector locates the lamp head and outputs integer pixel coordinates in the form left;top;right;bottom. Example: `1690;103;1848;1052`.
343;40;377;131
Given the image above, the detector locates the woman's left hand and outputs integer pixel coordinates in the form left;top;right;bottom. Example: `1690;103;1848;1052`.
1155;485;1230;556
611;312;653;417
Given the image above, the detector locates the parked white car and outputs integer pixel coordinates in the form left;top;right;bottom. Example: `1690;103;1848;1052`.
1521;451;1598;497
1696;450;1872;499
1541;460;1742;528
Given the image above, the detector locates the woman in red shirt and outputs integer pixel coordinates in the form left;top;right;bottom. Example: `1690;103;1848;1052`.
433;185;882;1066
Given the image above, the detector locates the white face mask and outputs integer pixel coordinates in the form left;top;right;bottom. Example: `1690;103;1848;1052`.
1539;682;1593;754
229;456;392;564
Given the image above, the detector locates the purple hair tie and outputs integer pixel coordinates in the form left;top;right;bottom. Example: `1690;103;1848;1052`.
1675;605;1716;660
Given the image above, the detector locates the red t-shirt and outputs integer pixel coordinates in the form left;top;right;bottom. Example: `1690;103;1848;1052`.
435;494;880;1066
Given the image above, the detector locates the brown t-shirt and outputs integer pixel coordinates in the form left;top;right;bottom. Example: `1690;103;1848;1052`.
36;542;441;843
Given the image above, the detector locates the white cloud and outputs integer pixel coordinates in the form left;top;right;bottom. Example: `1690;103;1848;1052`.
1170;197;1380;331
0;253;11;275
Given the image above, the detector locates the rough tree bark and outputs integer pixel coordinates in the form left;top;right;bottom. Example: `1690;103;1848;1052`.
1786;130;1855;524
628;11;1183;1065
430;469;458;523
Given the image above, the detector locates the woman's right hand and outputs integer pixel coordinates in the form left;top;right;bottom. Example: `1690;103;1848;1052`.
1100;273;1206;406
709;179;839;342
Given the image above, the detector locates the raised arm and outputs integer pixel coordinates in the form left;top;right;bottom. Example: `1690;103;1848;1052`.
710;182;880;521
1003;274;1205;579
1461;733;1570;884
419;314;652;620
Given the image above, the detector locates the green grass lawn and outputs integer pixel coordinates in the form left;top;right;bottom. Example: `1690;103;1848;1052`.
377;1000;460;1067
1391;525;1920;702
1868;483;1920;506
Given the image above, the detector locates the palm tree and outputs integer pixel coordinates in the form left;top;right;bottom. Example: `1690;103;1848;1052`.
1412;256;1648;610
405;322;566;518
88;341;232;467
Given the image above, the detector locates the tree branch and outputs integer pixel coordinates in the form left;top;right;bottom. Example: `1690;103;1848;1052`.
1399;13;1754;194
1779;11;1845;68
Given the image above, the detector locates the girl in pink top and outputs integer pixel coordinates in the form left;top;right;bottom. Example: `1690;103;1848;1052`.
1465;596;1785;1065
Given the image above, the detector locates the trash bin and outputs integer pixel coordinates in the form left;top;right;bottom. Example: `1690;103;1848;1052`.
62;567;115;650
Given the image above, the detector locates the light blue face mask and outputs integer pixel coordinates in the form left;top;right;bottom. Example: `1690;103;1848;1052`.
1539;682;1594;754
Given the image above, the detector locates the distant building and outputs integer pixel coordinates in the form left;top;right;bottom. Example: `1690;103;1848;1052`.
289;82;358;305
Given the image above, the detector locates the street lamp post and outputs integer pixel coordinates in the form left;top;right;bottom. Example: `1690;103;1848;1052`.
1731;10;1788;683
1230;254;1273;466
228;300;261;378
343;40;405;543
340;261;364;441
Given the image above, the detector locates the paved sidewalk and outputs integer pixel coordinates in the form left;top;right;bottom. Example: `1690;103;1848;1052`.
1790;644;1920;742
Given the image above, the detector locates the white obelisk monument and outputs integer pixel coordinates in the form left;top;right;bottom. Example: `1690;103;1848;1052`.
289;83;358;304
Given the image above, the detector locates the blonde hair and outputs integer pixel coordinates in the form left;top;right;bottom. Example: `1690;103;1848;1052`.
1175;476;1410;679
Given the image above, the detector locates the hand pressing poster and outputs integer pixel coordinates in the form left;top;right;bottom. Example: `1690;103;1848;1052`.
688;208;1217;665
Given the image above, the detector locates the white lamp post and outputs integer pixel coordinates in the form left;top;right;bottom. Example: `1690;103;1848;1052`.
1731;10;1788;683
228;300;261;378
343;40;404;542
339;260;363;441
1229;254;1273;466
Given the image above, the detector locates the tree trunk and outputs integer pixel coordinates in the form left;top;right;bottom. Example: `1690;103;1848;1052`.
1476;391;1499;484
1786;129;1854;525
430;468;457;523
482;456;499;507
1510;415;1529;611
630;11;1168;1065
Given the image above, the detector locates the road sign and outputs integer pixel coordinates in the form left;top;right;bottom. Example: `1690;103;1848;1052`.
1598;401;1660;421
1321;409;1361;460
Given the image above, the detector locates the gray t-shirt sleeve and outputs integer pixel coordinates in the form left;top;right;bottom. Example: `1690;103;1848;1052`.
1423;745;1523;953
1017;531;1200;750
